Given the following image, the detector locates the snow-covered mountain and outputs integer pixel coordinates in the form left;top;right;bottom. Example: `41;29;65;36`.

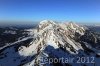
0;20;100;66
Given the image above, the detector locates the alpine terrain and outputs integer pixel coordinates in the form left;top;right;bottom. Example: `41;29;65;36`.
0;20;100;66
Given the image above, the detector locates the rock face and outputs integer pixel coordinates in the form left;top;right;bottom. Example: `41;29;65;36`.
0;20;100;66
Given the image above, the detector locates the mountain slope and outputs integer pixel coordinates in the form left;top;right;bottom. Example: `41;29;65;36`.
0;20;100;66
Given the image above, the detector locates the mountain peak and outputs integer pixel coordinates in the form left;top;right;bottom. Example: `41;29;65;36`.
38;20;56;29
39;20;56;25
38;20;85;36
0;20;99;66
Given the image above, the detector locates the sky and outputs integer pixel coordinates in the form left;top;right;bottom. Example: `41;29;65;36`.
0;0;100;24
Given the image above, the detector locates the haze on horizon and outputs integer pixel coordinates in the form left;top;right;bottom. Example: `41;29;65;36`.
0;0;100;25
